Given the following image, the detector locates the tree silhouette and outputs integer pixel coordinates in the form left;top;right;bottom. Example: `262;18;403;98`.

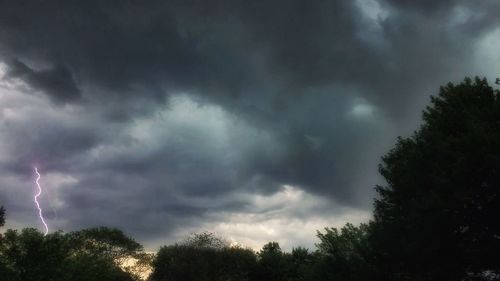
150;232;256;281
314;223;374;281
0;227;146;281
371;77;500;280
0;206;5;228
253;242;292;281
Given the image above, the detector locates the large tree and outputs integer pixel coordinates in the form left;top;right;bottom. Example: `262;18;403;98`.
372;77;500;280
0;227;147;281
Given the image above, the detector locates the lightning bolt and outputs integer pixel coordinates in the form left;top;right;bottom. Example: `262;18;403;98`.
34;167;49;236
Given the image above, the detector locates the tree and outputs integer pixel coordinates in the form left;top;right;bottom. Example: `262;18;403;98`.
1;228;76;281
181;231;229;250
150;232;256;281
289;247;315;281
314;223;374;281
253;242;292;281
0;206;17;280
218;246;258;281
69;227;151;279
0;227;146;281
372;77;500;280
0;206;5;228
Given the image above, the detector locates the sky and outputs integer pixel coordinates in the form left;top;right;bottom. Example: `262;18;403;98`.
0;0;499;251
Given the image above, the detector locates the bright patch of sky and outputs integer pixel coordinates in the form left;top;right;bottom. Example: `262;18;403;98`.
354;0;389;48
473;27;500;83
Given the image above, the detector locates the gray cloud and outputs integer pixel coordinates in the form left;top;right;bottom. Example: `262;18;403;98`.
0;0;499;249
5;59;80;102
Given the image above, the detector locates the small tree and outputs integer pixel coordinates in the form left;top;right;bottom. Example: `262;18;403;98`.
150;232;256;281
182;231;229;250
253;242;292;281
0;206;5;228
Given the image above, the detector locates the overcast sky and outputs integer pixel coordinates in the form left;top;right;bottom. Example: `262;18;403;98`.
0;0;499;251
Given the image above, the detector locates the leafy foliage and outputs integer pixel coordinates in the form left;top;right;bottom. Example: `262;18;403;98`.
151;232;256;281
181;231;229;250
253;242;292;281
315;223;374;281
372;77;500;280
0;226;148;281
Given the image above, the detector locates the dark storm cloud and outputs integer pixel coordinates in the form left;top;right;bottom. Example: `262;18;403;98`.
1;0;499;246
383;0;457;11
5;59;80;102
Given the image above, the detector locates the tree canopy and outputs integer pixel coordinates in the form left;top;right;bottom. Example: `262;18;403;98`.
150;232;257;281
372;77;500;280
0;226;148;281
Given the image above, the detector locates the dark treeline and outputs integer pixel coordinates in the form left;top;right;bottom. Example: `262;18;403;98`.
1;77;500;281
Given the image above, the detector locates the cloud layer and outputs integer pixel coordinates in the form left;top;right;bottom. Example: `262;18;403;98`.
0;0;499;250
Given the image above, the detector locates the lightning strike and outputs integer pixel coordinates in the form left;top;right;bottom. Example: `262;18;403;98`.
34;167;49;236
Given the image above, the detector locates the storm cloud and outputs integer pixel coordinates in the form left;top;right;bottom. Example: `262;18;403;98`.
0;0;499;250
